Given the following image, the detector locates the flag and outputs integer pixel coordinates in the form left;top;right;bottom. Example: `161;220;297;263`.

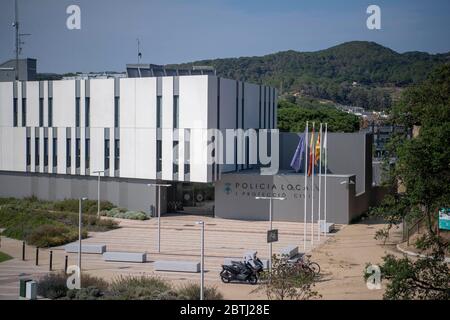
290;134;305;172
315;130;321;166
308;127;315;176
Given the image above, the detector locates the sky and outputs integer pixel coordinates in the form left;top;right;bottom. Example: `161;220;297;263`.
0;0;449;73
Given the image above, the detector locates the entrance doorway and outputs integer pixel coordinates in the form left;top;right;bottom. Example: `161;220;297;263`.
167;182;215;216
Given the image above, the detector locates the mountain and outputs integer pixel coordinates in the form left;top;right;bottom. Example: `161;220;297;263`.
168;41;450;110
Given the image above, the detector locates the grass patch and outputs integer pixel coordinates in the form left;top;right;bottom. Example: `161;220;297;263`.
0;251;13;263
0;197;119;247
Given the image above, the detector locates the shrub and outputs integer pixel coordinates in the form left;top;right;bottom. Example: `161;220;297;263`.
26;224;86;247
37;273;69;299
101;208;149;220
176;283;223;300
107;276;172;300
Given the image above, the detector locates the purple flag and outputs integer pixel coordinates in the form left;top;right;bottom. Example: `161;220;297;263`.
290;134;305;172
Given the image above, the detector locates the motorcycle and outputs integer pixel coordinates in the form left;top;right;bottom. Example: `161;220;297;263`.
220;252;264;285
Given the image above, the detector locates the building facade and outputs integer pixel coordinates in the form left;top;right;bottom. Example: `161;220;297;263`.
0;76;277;214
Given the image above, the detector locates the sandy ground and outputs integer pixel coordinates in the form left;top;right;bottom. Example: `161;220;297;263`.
0;216;403;300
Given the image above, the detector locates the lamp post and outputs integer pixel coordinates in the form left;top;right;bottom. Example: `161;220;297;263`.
196;221;205;301
147;183;171;253
78;197;87;288
255;196;285;272
93;170;106;218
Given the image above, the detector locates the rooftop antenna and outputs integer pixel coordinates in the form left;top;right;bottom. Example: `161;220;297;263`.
137;38;142;64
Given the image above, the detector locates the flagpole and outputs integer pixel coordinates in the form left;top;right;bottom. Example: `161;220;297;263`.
318;123;322;242
303;121;308;251
324;123;328;238
310;122;315;248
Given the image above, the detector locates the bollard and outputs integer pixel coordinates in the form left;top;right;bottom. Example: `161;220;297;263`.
64;255;68;272
35;247;39;266
22;241;25;261
49;251;53;271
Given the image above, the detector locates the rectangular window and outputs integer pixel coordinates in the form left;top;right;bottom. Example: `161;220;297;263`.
66;138;71;168
52;137;57;167
173;141;179;174
114;97;120;128
44;138;48;167
26;137;31;166
85;97;90;127
75;138;80;169
13;98;18;127
156;140;162;173
114;139;120;170
75;98;80;127
157;96;162;128
184;140;190;174
104;139;110;170
85;138;90;170
48;98;53;127
39;98;44;127
173;95;179;128
22;98;27;126
35;137;40;166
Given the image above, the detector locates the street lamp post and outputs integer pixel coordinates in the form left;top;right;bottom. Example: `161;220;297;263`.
255;196;285;272
78;197;87;288
196;221;205;301
147;183;171;253
93;170;106;218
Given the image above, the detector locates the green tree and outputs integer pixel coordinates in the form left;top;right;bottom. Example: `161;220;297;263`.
369;64;450;299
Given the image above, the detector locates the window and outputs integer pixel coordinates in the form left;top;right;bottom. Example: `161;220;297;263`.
173;141;179;174
104;139;110;170
157;96;162;128
52;138;57;167
114;97;120;127
26;137;31;166
75;98;80;127
85;97;90;127
22;98;27;126
39;98;44;127
13;98;18;127
66;138;71;168
35;137;40;166
173;95;179;128
114;139;120;170
85;138;90;169
156;140;162;173
44;138;48;167
48;98;53;127
75;138;80;169
184;140;190;174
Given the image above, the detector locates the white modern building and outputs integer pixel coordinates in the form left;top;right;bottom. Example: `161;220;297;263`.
0;73;277;215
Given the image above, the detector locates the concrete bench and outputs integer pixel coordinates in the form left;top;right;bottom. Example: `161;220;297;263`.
279;245;298;259
319;220;335;233
154;260;200;273
65;243;106;254
103;252;147;263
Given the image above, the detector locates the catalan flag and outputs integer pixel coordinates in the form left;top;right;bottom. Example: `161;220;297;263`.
315;130;321;166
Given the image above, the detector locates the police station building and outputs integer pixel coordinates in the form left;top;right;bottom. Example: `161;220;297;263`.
0;66;377;224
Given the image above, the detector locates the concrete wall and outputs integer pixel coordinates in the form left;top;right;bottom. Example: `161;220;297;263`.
214;172;358;224
0;171;166;215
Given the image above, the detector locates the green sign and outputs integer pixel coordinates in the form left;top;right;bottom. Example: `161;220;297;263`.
439;208;450;231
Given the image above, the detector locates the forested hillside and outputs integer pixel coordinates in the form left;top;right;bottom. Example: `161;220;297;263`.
169;41;449;110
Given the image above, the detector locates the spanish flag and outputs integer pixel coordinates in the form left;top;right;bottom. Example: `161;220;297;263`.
315;130;321;166
308;126;315;176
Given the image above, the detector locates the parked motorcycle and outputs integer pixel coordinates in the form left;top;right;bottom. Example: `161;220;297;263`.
220;252;264;285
